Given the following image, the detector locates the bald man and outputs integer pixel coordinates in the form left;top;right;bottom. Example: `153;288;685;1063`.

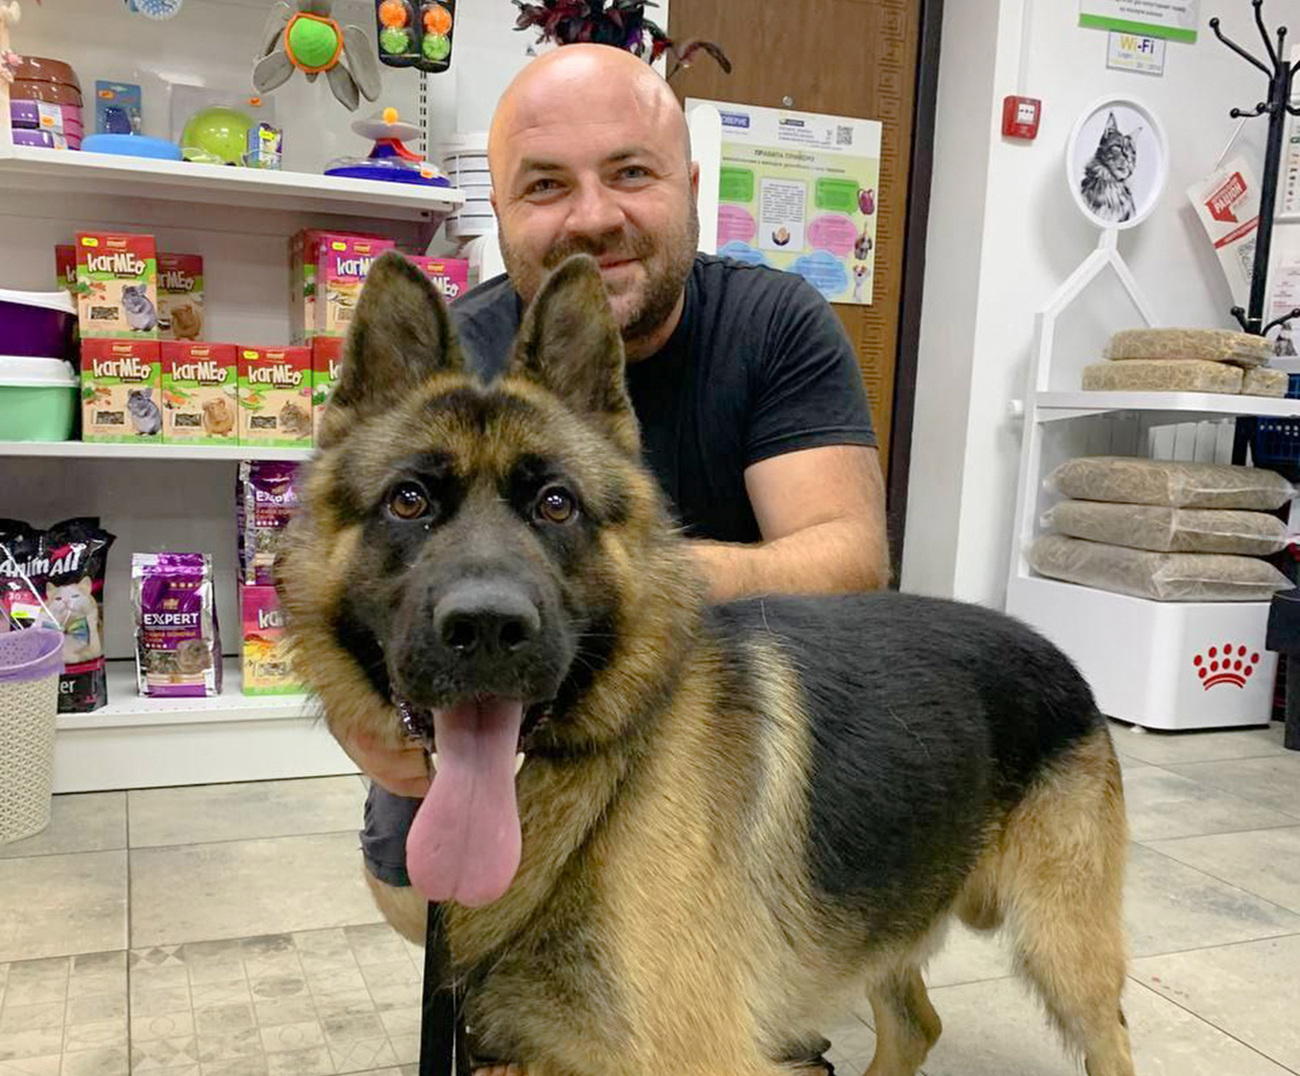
346;43;886;1076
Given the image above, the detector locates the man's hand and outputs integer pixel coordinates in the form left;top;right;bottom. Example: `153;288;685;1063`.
341;727;431;798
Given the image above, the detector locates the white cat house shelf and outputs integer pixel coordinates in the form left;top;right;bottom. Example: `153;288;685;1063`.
1005;229;1300;732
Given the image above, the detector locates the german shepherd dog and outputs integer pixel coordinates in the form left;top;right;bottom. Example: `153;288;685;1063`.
277;252;1135;1076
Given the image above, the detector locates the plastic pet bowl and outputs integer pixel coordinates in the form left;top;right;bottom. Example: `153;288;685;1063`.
0;357;78;441
0;288;77;359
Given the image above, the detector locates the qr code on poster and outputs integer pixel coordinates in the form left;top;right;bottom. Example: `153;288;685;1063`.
835;125;853;146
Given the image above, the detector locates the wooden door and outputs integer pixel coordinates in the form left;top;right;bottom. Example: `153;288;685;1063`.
669;0;930;484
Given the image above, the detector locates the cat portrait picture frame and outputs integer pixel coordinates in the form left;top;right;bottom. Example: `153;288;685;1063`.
1067;95;1169;231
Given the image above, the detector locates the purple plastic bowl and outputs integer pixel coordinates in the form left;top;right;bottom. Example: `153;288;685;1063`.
0;628;64;684
0;289;77;359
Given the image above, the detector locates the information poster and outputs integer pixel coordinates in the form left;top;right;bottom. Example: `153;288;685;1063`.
687;99;882;305
1080;0;1200;43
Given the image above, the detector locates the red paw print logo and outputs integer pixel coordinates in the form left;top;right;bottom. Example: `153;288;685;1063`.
1192;644;1260;690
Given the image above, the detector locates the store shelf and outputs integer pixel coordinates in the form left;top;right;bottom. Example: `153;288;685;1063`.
0;441;314;462
0;144;463;225
57;657;311;730
1034;391;1300;422
51;658;357;792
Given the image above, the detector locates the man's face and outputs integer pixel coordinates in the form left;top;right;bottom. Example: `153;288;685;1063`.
492;89;700;346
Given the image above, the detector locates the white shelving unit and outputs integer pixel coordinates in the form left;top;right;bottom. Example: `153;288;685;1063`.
0;441;314;462
0;0;471;790
1005;230;1300;731
52;659;354;794
0;144;463;234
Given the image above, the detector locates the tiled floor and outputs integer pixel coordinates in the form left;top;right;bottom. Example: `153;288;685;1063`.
0;724;1297;1074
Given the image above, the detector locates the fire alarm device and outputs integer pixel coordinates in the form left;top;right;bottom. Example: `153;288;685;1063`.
1002;95;1042;140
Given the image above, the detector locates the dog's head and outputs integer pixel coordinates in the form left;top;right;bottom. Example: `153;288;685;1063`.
279;252;694;906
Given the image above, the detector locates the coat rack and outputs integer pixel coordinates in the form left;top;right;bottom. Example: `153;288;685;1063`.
1211;1;1300;336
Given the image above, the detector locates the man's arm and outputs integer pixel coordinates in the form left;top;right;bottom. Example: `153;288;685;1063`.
689;444;889;602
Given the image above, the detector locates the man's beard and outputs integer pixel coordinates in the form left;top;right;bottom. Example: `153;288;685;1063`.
501;202;699;347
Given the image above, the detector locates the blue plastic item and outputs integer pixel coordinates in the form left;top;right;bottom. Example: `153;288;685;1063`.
324;162;451;186
1252;373;1300;468
81;134;184;160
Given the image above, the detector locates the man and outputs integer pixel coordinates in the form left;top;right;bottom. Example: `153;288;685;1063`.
345;42;888;1075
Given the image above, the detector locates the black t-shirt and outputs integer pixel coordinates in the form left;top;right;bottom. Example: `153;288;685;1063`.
449;253;876;543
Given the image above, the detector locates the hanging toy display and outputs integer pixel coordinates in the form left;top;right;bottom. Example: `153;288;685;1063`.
252;0;382;112
375;0;455;73
324;105;450;185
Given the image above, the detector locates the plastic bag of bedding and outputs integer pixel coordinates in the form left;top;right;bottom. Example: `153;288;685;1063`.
1045;457;1295;511
1042;502;1289;556
1104;328;1271;368
1027;534;1291;602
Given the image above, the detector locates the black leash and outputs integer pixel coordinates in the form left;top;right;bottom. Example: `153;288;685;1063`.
419;901;470;1076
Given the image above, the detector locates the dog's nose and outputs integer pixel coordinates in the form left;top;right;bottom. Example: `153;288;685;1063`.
434;581;540;658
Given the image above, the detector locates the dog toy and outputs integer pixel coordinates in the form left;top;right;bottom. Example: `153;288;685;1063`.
324;107;450;185
253;0;381;112
375;0;455;73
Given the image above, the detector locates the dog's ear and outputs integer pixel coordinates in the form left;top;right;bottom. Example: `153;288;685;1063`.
509;254;639;454
328;252;464;420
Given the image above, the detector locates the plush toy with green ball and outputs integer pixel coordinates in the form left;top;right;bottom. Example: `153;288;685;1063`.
253;0;382;111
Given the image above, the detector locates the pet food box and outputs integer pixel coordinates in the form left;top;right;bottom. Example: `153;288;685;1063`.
157;253;204;340
316;235;396;338
237;345;313;447
161;341;238;445
75;231;158;339
55;244;78;296
311;336;344;441
289;229;390;344
80;339;162;443
239;585;302;695
409;255;469;304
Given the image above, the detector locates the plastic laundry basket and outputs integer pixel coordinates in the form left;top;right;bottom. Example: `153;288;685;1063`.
0;629;64;844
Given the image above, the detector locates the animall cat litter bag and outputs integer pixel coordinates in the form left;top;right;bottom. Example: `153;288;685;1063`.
1027;534;1291;602
132;552;222;697
0;517;116;713
1046;457;1295;510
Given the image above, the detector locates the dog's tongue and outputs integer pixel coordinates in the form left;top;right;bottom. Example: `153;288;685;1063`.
406;698;524;908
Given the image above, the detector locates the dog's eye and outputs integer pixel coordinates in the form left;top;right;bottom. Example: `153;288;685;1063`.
387;482;431;521
535;486;577;525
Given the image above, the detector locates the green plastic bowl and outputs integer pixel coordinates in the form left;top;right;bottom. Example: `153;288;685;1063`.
0;357;78;441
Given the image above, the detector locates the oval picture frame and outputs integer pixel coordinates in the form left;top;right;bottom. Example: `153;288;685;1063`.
1066;95;1169;231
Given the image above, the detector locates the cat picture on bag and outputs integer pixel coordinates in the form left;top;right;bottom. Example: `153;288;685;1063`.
46;578;103;666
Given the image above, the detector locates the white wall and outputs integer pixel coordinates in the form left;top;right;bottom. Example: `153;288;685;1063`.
902;0;1277;605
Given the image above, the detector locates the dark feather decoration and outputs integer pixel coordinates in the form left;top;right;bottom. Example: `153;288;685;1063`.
512;0;731;81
